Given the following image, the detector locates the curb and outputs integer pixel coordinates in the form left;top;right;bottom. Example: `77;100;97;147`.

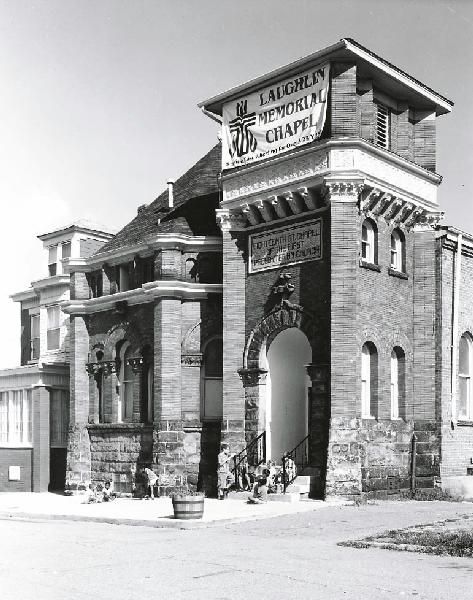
0;506;326;530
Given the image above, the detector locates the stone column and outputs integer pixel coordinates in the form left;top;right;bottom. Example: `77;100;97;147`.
238;368;268;461
32;385;50;492
65;314;91;492
217;210;247;453
306;364;330;497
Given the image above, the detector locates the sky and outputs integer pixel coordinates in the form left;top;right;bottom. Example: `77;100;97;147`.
0;0;472;368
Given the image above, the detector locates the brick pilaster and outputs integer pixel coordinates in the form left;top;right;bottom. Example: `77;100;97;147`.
412;227;437;421
329;183;361;417
32;385;50;492
219;213;246;452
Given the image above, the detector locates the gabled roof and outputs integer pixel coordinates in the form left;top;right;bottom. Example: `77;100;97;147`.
200;38;453;117
98;143;222;254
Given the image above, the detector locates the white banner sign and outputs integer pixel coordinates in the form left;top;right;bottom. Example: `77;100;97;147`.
249;219;322;273
222;63;330;169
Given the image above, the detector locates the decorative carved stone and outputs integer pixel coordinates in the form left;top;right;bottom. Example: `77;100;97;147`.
413;211;444;230
216;209;247;232
181;354;203;367
324;180;364;201
85;360;117;378
85;362;102;378
127;356;144;374
101;361;118;377
306;363;329;382
223;151;328;201
271;272;295;304
238;368;268;387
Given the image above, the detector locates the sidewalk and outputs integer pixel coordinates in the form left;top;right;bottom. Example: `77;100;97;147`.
0;492;347;529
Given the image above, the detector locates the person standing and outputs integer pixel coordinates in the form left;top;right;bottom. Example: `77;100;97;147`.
217;444;232;499
144;467;158;499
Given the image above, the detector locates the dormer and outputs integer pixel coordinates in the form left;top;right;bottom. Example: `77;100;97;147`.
37;220;115;278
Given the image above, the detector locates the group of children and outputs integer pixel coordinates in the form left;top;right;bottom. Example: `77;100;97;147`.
84;480;115;504
218;443;297;504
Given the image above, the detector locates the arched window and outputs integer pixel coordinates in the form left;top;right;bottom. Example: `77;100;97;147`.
459;333;472;420
118;343;134;422
361;219;377;264
390;229;405;272
391;347;406;419
361;342;378;418
201;338;223;421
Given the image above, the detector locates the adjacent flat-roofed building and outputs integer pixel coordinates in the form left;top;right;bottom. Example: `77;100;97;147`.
4;39;472;499
0;221;114;492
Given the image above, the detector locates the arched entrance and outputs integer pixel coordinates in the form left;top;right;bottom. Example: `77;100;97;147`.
265;328;312;461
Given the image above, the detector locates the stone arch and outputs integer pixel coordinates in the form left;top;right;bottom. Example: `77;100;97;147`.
103;322;141;359
181;320;201;356
243;301;317;371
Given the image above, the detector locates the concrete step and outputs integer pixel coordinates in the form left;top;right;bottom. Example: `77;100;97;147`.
267;492;300;503
291;475;312;485
286;483;310;494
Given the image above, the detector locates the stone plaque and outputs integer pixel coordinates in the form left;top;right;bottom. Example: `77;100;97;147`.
8;466;21;481
249;218;322;273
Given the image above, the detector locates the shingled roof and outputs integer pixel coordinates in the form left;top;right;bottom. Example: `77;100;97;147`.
98;143;222;254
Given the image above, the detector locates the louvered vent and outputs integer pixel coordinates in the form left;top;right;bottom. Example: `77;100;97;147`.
376;103;390;149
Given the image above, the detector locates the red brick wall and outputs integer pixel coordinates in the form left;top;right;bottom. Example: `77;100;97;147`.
330;63;358;138
438;237;473;478
0;448;32;492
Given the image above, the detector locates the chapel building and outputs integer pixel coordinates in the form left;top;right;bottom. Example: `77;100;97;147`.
2;39;473;499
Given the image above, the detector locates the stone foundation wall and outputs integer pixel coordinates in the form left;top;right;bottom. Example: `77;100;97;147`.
87;423;153;494
66;425;91;492
326;416;440;498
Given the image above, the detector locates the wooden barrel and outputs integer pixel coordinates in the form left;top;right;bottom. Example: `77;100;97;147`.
172;495;204;520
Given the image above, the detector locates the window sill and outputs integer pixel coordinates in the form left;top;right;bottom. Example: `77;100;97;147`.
359;260;381;272
87;422;153;430
457;420;473;427
0;443;33;449
388;268;408;280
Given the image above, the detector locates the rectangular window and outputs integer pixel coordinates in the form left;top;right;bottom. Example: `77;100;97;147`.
30;314;40;360
50;390;69;447
375;103;390;149
48;245;58;276
119;265;130;292
0;390;32;446
47;306;61;350
61;241;71;260
88;271;103;298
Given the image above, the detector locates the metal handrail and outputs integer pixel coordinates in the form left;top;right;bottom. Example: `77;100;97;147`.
282;433;310;493
232;431;266;489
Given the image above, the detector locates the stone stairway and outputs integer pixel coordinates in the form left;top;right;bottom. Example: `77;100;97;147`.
267;475;313;503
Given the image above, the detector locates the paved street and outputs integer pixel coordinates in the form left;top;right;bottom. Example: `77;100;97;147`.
1;500;473;600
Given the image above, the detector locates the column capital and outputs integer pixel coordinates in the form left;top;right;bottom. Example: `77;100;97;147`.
238;368;268;388
216;209;247;233
181;353;203;367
